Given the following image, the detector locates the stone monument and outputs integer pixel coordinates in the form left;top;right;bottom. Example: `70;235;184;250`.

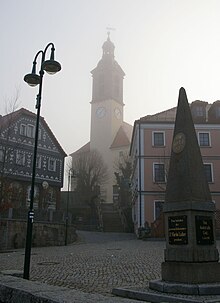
150;87;220;295
113;88;220;301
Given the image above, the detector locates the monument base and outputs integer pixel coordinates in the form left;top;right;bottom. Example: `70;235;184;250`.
149;280;220;295
161;261;220;284
113;285;220;302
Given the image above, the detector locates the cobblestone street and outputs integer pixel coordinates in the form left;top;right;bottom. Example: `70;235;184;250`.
0;231;166;297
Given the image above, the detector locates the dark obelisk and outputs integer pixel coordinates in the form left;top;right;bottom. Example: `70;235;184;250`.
150;88;220;295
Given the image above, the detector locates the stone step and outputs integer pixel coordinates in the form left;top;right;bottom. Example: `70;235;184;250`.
100;203;125;232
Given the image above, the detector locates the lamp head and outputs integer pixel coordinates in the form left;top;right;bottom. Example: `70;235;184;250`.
24;73;40;87
24;61;40;87
42;59;61;75
42;46;61;75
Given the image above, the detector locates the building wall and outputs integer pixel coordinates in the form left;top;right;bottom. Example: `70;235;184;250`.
131;120;220;234
0;219;76;250
0;110;66;211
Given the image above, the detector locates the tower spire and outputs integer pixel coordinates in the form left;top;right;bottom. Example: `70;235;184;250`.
102;31;115;58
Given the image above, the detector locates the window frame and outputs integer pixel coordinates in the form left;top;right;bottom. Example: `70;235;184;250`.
194;106;205;117
204;163;214;183
16;150;25;166
198;132;211;147
154;200;164;220
27;124;35;138
36;155;42;169
20;124;27;136
48;158;56;172
152;131;165;147
0;149;4;162
153;163;166;183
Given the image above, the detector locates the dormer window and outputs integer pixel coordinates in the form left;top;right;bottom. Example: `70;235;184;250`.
216;107;220;118
194;106;204;117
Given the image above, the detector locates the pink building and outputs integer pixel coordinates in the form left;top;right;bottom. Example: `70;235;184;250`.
130;100;220;235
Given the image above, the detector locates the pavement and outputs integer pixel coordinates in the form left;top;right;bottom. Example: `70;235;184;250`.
1;231;220;302
0;230;166;300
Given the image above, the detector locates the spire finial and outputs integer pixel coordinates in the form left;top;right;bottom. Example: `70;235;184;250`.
106;27;115;40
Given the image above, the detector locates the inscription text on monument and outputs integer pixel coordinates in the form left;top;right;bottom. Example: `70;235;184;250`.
195;216;214;245
168;215;188;245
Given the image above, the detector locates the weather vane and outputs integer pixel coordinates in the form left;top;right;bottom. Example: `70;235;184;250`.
106;27;116;38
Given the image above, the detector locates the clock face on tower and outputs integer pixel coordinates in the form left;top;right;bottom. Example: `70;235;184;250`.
96;107;106;118
114;107;121;119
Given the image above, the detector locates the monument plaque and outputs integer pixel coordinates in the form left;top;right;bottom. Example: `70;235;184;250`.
195;215;214;245
168;215;188;245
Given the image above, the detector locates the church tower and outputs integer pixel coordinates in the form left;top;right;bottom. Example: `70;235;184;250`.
90;33;126;202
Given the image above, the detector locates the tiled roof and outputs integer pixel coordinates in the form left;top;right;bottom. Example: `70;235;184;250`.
70;142;90;156
140;107;177;122
110;122;132;149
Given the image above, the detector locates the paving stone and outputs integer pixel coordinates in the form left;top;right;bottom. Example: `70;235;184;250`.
0;231;219;302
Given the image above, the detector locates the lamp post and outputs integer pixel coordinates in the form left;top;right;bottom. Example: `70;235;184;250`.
23;43;61;280
65;169;72;246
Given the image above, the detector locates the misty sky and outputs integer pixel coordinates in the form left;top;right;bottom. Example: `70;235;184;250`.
1;0;220;163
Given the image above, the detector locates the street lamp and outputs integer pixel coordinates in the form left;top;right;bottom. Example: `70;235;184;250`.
23;43;61;280
65;169;72;246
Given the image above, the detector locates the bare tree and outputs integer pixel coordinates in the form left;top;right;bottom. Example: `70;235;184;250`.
72;149;108;207
114;152;133;232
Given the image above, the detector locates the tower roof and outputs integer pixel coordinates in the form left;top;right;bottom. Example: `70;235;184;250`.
110;122;133;149
91;34;125;76
102;32;115;58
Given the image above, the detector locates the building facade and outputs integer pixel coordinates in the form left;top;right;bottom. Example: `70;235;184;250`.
70;34;132;203
130;100;220;235
0;108;66;211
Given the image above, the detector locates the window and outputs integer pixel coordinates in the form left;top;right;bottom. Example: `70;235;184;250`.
36;156;42;169
38;128;42;140
27;124;35;138
114;76;120;97
215;107;220;118
16;151;25;166
0;149;4;162
20;124;26;136
153;163;165;182
198;132;210;147
154;201;164;220
48;158;56;171
99;74;104;97
153;132;165;147
204;164;213;183
194;106;204;117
